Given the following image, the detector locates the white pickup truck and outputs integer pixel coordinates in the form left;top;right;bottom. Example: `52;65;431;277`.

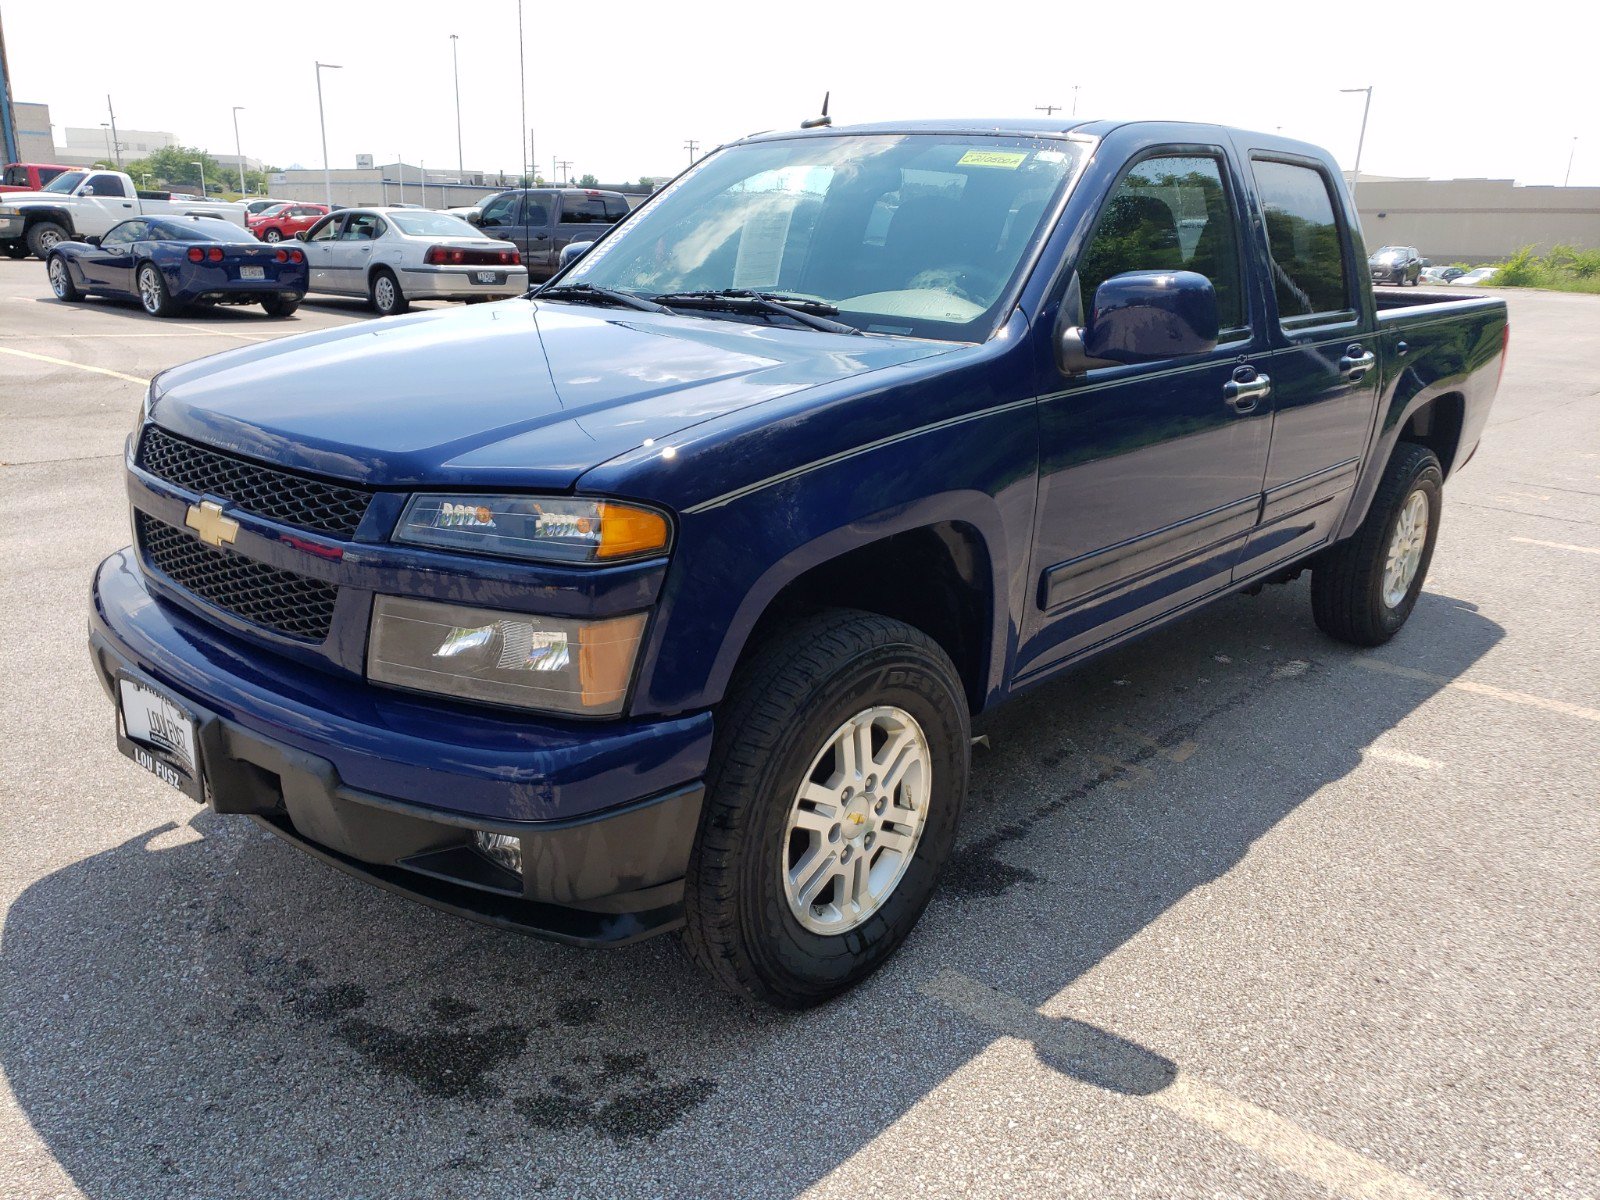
0;169;248;259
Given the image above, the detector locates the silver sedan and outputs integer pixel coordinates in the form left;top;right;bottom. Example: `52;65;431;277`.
296;207;529;316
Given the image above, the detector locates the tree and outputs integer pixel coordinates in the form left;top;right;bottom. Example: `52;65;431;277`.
577;173;599;188
638;176;657;190
119;145;226;193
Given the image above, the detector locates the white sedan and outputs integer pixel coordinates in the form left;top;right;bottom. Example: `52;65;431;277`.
296;207;529;315
1450;267;1499;287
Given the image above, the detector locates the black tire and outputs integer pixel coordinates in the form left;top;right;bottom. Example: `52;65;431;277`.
136;262;182;318
26;221;70;260
1312;443;1442;646
368;268;408;316
261;228;282;243
47;254;81;301
261;294;300;317
682;609;970;1008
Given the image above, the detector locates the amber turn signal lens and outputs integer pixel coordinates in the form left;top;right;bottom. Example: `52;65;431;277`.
596;502;670;560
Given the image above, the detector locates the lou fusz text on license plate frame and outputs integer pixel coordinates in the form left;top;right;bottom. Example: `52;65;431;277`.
117;676;205;801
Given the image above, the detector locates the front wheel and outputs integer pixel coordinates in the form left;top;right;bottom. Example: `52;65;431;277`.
137;263;181;318
47;255;82;301
368;268;408;316
683;609;970;1008
1311;443;1442;646
26;221;69;259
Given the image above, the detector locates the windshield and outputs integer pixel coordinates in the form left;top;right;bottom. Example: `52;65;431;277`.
252;203;290;218
1372;247;1406;260
42;171;88;194
388;211;484;238
564;133;1083;340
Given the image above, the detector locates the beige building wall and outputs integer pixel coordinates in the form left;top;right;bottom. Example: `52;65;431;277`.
14;102;55;162
1350;177;1600;263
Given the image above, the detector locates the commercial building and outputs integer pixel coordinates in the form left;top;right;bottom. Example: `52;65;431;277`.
1348;174;1600;263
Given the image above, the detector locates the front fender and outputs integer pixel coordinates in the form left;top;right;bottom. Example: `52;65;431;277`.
21;206;75;237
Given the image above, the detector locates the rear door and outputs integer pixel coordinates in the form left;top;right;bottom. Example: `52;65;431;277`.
551;191;612;273
1231;153;1381;579
1019;147;1274;679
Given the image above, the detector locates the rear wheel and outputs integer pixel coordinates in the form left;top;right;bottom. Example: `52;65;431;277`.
26;221;69;260
682;609;970;1007
261;294;299;317
261;228;283;243
1311;443;1442;646
137;263;182;318
47;255;82;301
369;268;408;316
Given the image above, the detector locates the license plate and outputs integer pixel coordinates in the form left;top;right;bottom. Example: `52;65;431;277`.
473;271;500;284
117;676;204;802
239;265;266;280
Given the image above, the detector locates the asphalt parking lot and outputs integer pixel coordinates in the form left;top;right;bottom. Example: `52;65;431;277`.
1;263;1596;1200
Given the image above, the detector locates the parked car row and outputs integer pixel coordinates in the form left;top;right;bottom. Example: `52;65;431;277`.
1370;247;1499;288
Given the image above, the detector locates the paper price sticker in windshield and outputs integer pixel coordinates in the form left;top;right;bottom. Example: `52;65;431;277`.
958;149;1027;170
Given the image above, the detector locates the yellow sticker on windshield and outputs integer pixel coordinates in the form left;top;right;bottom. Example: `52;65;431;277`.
958;149;1027;170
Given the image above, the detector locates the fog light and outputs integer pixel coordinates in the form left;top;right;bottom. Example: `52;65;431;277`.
474;830;522;875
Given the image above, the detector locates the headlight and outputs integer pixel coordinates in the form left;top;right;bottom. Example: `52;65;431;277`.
394;494;670;564
367;595;648;716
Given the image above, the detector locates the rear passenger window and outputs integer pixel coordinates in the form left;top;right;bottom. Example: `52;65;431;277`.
1077;154;1245;332
1252;159;1352;319
603;196;631;220
559;196;611;224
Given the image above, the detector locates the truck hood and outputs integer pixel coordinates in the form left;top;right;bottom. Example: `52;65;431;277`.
149;299;957;491
0;191;64;205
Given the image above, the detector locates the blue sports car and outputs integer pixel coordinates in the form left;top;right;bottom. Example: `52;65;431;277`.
47;215;309;318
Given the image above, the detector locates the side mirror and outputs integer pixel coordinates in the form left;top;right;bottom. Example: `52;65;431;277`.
295;231;309;241
84;235;102;247
466;211;484;226
80;185;95;196
560;241;595;269
1058;269;1218;374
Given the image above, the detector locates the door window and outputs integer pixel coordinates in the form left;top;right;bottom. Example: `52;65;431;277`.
101;220;146;246
308;215;345;242
1251;159;1352;320
603;196;631;220
478;193;521;228
522;198;551;226
558;194;611;224
342;214;386;240
1077;153;1246;331
86;173;130;198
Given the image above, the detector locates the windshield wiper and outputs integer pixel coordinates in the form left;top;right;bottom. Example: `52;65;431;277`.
647;290;863;336
535;283;674;315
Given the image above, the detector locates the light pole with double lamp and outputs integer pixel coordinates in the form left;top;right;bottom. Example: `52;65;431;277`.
315;61;342;209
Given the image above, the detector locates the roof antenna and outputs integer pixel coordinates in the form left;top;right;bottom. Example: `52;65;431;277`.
801;92;832;129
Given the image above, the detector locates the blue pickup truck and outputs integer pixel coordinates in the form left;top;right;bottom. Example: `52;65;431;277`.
90;119;1507;1006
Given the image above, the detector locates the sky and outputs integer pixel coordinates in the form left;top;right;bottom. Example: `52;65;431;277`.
4;0;1595;188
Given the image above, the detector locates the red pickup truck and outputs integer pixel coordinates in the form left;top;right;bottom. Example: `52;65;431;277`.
1;163;75;195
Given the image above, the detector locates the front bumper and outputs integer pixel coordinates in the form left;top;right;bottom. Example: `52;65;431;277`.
90;548;713;944
398;264;531;299
0;215;24;239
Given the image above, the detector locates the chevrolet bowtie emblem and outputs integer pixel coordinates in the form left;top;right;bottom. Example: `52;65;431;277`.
185;500;239;547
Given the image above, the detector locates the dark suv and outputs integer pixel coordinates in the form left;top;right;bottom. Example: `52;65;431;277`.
1369;245;1423;286
465;188;632;280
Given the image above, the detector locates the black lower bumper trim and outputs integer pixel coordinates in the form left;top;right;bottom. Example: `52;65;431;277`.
254;813;685;947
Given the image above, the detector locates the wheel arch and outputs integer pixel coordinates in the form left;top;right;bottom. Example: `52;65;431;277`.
693;502;1009;718
1397;392;1465;479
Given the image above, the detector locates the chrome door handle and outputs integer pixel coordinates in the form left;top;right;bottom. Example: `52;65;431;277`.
1340;346;1377;380
1223;371;1271;413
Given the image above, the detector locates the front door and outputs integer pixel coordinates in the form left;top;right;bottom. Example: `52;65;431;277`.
1232;155;1380;579
475;191;527;257
1018;149;1274;681
302;213;347;292
82;219;145;290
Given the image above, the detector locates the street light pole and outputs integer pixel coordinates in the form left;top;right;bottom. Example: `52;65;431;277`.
190;160;206;198
231;106;247;195
315;61;342;209
1564;137;1578;188
516;1;528;184
1072;85;1080;117
449;35;463;174
1340;86;1373;204
105;95;122;168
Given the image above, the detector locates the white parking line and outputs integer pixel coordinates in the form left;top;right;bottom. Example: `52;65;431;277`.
1354;658;1600;724
1365;746;1442;770
0;345;147;385
923;972;1446;1200
1510;536;1600;556
0;331;261;340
